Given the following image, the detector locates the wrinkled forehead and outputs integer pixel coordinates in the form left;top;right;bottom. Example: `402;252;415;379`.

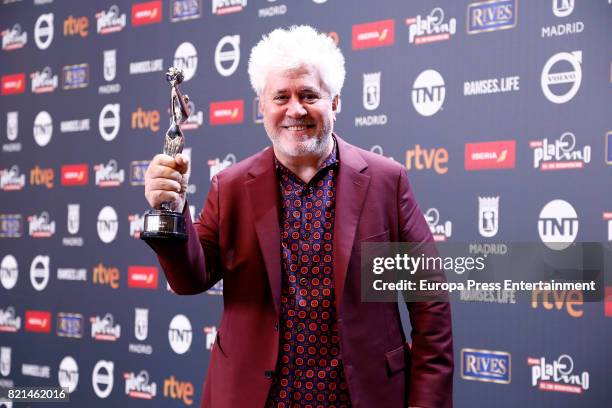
263;65;328;95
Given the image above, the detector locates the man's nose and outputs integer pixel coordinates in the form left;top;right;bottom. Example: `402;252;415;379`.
286;98;307;118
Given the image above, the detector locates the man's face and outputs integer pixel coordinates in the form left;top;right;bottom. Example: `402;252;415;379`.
260;66;337;160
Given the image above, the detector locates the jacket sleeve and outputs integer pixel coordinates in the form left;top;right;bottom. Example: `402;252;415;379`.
396;167;454;408
145;175;223;295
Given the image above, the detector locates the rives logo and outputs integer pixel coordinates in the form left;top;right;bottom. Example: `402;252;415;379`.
29;255;50;291
467;0;517;34
170;0;202;22
461;348;511;384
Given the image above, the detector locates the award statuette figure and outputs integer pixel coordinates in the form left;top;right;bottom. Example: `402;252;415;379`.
141;67;190;241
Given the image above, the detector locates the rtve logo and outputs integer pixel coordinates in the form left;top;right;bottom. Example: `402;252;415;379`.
92;263;119;289
30;165;54;188
405;145;448;174
131;107;160;132
163;375;194;405
63;15;89;37
531;287;583;318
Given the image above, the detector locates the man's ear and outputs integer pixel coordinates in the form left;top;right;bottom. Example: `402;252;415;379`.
331;95;339;120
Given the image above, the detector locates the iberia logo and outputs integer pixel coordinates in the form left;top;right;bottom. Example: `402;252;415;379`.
1;73;26;95
128;266;158;289
61;164;89;186
352;19;395;50
465;140;516;170
209;100;244;125
131;1;162;26
25;310;51;333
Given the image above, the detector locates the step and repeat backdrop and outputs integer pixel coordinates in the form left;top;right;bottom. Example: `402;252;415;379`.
1;0;611;407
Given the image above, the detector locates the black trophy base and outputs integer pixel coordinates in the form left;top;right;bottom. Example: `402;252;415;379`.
140;209;187;242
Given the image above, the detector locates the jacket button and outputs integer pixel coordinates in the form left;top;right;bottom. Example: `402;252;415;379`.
274;322;279;331
264;370;274;379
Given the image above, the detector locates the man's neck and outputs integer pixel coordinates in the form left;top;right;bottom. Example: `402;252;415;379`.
274;137;334;184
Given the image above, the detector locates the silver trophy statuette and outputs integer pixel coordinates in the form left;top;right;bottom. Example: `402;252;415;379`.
141;67;191;242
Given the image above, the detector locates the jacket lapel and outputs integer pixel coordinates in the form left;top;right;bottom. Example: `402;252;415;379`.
245;147;282;316
333;136;370;309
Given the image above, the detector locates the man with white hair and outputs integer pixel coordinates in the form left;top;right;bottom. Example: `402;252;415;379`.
145;26;453;408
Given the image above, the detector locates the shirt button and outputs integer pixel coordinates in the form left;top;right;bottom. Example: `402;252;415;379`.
264;370;274;379
303;232;310;239
300;278;308;286
297;323;305;332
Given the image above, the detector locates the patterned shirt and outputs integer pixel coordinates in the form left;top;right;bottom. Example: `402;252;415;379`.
266;138;352;408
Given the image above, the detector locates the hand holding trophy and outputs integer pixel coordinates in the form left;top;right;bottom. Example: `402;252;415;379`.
141;67;191;242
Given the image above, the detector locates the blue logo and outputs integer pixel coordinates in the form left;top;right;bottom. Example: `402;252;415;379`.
62;64;89;90
606;132;611;165
130;161;149;185
253;97;263;124
467;0;517;34
170;0;202;22
461;348;511;384
56;313;84;338
0;214;22;238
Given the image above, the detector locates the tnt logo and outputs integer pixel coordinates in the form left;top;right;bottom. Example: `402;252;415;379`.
538;199;579;250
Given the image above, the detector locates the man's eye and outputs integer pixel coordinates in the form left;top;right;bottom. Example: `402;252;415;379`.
303;94;318;101
274;95;288;101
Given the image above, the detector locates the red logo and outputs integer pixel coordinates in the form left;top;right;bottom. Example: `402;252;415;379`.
606;287;612;317
352;20;395;50
61;164;89;186
128;266;158;289
465;140;516;170
210;100;244;125
1;73;26;95
132;1;162;26
25;310;52;333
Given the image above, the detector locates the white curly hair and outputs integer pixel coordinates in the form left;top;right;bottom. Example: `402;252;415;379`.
248;25;346;97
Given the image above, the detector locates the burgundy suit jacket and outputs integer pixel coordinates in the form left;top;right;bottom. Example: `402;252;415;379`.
148;135;453;408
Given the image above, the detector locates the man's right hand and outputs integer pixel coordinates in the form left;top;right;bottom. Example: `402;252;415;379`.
144;153;189;213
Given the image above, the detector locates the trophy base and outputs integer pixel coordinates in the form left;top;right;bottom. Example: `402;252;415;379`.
140;209;187;242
